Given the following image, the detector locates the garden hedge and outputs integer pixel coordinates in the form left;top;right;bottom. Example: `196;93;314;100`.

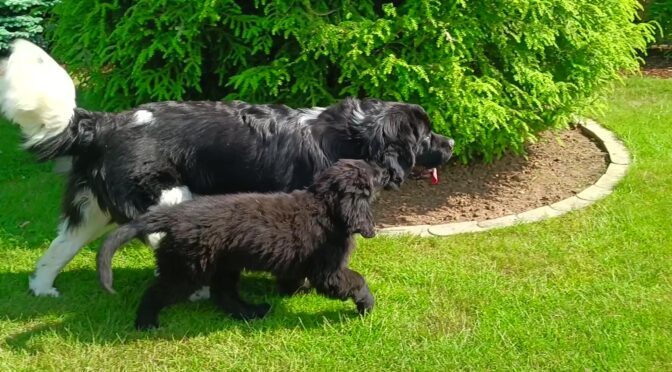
48;0;654;162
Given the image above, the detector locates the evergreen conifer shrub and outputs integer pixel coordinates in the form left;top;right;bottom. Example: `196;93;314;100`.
0;0;59;53
48;0;654;162
643;0;672;43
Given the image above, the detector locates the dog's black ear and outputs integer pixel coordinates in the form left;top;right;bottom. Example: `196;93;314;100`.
371;163;390;189
373;105;427;189
341;193;376;238
379;151;407;190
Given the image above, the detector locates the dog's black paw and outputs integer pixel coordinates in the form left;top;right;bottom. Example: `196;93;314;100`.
231;303;271;320
355;291;375;315
135;318;159;331
252;302;271;318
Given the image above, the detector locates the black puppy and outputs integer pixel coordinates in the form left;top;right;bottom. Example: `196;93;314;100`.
97;160;383;330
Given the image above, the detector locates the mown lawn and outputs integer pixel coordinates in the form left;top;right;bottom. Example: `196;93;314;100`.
0;77;670;370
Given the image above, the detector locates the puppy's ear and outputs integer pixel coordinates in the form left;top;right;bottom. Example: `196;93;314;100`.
334;162;377;238
341;193;376;238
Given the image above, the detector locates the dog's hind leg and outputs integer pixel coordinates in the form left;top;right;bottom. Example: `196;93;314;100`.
143;186;211;301
310;268;375;315
146;186;193;249
29;190;112;296
276;275;311;296
135;277;200;330
210;268;271;320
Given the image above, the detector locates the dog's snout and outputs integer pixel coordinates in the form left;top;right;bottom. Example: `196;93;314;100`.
431;133;455;151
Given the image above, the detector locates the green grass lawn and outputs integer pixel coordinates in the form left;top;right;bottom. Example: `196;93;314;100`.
0;77;671;370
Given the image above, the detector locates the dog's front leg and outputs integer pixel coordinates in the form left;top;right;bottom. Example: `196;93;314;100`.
310;268;374;315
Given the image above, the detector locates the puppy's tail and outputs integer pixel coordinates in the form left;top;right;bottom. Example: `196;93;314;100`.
97;221;147;294
0;39;76;149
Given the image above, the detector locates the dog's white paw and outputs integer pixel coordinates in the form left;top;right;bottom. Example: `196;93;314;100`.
29;275;61;297
189;286;211;302
29;285;61;297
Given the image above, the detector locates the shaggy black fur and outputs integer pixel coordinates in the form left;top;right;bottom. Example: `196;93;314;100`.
30;98;454;225
97;160;383;330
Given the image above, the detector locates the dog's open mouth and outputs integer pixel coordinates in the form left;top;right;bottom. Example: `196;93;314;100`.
411;167;439;185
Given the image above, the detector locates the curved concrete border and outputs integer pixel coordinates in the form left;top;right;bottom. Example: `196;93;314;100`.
378;118;631;237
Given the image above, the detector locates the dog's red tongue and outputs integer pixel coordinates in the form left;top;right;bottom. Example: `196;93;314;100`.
430;168;439;185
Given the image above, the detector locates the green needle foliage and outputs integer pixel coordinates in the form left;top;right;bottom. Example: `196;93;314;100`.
0;0;59;52
48;0;654;162
643;0;672;43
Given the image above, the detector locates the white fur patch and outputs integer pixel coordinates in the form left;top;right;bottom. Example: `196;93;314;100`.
189;286;211;302
146;186;193;250
0;39;76;147
159;186;193;206
30;189;112;296
146;232;166;249
132;110;154;126
297;107;325;125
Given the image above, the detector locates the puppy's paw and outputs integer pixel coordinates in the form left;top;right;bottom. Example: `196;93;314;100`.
135;318;159;331
252;303;271;318
232;303;271;320
355;292;375;315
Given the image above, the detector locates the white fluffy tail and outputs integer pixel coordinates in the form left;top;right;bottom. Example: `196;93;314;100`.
0;39;76;147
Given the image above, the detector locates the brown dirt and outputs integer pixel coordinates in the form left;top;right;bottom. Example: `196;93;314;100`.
374;127;609;227
642;47;672;78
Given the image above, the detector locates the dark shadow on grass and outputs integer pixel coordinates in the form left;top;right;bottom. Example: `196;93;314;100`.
1;268;366;351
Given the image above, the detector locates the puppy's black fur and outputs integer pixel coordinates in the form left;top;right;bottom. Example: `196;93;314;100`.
97;160;383;330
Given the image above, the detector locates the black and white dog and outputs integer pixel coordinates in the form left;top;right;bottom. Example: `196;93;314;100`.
0;39;454;297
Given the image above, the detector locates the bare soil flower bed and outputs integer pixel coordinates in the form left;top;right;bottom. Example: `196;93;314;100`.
375;126;609;227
